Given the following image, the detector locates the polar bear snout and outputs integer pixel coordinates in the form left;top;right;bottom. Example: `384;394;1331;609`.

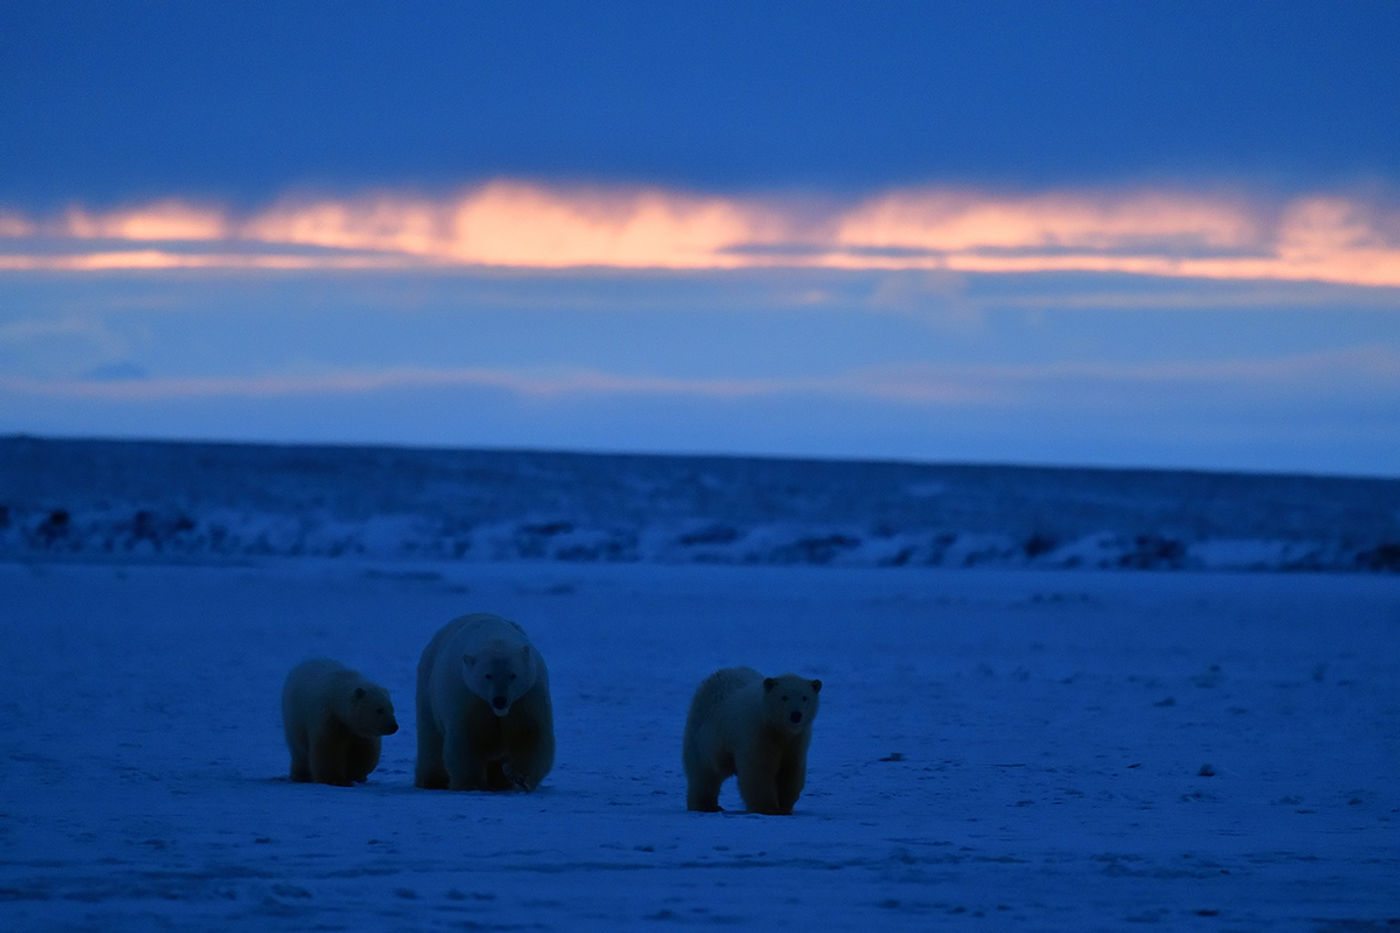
491;695;509;712
789;710;803;725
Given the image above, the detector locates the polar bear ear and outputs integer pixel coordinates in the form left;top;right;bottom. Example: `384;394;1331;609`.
811;679;822;693
521;645;531;661
763;678;776;692
353;687;366;700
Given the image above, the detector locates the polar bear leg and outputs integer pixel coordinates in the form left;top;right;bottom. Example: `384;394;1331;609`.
345;736;381;783
286;722;313;782
775;757;806;814
683;750;728;806
415;710;449;789
288;749;312;783
682;721;724;811
309;726;353;787
735;753;781;814
686;768;725;812
443;731;489;791
504;733;554;792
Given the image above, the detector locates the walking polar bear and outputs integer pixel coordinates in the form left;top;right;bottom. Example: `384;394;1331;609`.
281;658;399;786
415;613;555;791
683;667;822;814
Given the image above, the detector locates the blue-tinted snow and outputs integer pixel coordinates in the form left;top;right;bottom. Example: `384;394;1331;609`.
3;436;1397;572
0;560;1396;930
1;437;1397;930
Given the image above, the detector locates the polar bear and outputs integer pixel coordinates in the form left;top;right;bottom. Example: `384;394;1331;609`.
415;613;554;791
281;658;399;786
683;667;822;814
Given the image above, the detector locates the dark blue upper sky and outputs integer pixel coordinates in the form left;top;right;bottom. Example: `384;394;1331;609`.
4;1;1397;208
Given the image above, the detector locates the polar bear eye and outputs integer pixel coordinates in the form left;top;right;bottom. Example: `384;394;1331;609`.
509;673;517;681
484;674;493;680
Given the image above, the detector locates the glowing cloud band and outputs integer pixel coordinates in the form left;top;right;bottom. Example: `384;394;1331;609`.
1;181;1397;287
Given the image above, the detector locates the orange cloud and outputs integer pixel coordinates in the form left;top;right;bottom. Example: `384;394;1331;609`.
2;181;1398;287
242;181;779;269
443;182;778;269
60;201;228;241
242;197;446;260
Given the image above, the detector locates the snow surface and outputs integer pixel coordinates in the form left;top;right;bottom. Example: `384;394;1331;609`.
2;558;1398;931
1;437;1398;930
4;436;1400;574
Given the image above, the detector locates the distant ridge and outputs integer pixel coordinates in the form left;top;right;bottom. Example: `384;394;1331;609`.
3;435;1397;573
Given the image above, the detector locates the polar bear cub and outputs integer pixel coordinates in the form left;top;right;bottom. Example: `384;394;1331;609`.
415;613;555;791
281;658;399;786
683;666;822;814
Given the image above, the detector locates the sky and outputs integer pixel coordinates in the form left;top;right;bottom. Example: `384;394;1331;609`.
2;1;1398;477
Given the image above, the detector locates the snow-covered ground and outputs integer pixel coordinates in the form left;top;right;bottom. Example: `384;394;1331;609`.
1;437;1398;930
4;436;1399;574
2;558;1397;931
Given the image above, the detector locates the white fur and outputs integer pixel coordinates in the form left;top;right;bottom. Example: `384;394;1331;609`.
682;666;821;814
281;658;398;786
415;613;555;791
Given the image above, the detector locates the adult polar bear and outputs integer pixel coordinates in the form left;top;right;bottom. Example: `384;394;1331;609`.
415;613;555;791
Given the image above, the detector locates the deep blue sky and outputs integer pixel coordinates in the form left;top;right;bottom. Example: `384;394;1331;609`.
2;1;1398;476
4;1;1397;204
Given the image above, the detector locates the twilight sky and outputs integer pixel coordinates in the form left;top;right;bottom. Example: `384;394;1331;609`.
2;1;1398;476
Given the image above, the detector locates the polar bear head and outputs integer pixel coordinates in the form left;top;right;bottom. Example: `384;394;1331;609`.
462;638;538;717
762;674;822;735
347;683;399;737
